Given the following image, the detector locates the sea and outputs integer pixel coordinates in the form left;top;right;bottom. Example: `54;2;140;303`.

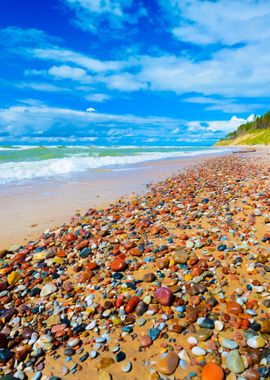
0;145;231;185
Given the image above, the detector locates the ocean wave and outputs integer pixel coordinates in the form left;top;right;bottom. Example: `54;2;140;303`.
0;149;230;184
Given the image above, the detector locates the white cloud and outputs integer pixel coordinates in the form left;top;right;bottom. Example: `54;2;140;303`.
17;82;70;92
160;0;270;46
48;65;93;83
187;114;255;134
33;48;124;72
86;107;96;112
104;73;147;92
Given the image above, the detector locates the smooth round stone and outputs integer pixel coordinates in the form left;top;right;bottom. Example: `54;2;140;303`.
129;248;142;257
247;336;265;349
116;351;126;362
121;360;132;373
110;259;127;272
217;244;227;251
154;287;173;306
219;337;239;349
143;273;156;282
226;350;245;374
79;352;89;362
67;337;81;347
139;335;153;347
187;336;198;345
90;350;98;358
156;257;169;269
226;301;243;315
157;352;179;375
201;318;215;329
86;321;96;330
125;296;140;313
136;301;148;316
0;348;13;363
196;329;213;342
99;372;112;380
96;357;114;370
214;320;224;331
191;346;206;356
40;283;57;297
137;317;146;326
64;347;75;356
79;248;91;258
202;363;224;380
175;251;189;264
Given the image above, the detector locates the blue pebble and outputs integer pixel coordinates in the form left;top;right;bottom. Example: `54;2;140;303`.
247;284;252;290
217;244;227;251
148;327;160;340
116;351;126;362
189;371;197;378
65;357;71;362
122;326;133;333
113;272;124;279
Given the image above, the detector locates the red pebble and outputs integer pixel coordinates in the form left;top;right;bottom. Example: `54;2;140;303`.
125;296;140;313
154;287;173;306
110;258;127;272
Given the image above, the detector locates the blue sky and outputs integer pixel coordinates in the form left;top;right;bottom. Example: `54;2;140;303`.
0;0;269;146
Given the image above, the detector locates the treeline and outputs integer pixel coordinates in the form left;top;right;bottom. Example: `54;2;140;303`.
225;111;270;140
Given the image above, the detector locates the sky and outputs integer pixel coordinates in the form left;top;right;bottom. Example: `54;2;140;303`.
0;0;270;146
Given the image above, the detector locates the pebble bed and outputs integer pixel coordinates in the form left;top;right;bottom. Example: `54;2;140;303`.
0;155;269;380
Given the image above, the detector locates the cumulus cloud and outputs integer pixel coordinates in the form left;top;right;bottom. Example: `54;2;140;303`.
187;114;256;134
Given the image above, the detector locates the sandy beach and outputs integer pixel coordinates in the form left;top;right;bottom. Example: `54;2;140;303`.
0;150;269;380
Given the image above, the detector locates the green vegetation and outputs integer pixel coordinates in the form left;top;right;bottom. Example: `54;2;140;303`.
216;111;270;146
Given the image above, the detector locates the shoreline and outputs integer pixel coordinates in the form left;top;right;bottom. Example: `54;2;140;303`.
0;153;225;250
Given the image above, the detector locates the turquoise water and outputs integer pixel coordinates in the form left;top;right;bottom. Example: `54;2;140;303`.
0;145;230;184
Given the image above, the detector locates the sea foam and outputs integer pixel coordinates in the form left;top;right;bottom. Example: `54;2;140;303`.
0;149;229;184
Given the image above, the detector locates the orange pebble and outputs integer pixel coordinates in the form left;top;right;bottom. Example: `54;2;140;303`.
202;363;224;380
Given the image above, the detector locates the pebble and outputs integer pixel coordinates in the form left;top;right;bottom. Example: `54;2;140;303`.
154;287;173;306
247;336;265;349
40;283;57;297
226;350;246;374
0;349;13;363
219;337;239;349
201;363;224;380
191;346;206;356
121;360;132;372
157;351;179;375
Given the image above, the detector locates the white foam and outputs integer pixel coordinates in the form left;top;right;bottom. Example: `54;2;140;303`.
0;149;229;184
